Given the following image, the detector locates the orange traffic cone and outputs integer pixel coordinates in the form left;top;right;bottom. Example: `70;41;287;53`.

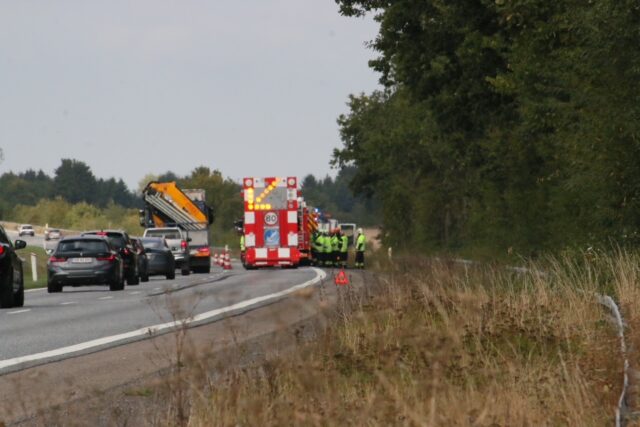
334;269;349;286
224;251;232;270
213;253;219;266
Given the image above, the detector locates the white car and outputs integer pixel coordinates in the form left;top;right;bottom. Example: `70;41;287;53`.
44;228;62;241
18;224;35;237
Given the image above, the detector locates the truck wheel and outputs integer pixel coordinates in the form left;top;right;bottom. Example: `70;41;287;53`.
166;271;176;280
181;268;191;276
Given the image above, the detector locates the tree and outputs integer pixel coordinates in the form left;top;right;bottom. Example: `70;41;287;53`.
53;159;98;204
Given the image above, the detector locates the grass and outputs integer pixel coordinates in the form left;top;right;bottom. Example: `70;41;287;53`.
22;245;48;289
134;250;631;426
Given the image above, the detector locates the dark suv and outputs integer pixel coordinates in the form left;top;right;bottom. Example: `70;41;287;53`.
82;230;140;285
0;224;27;308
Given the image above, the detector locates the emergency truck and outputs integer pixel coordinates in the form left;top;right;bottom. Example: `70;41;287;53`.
242;177;303;268
140;182;214;274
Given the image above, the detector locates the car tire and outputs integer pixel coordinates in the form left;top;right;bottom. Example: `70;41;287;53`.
47;280;62;293
127;274;140;285
166;271;176;280
109;279;124;291
13;281;24;307
0;268;15;308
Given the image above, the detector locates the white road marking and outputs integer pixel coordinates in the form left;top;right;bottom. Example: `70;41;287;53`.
7;309;30;315
60;301;77;306
98;296;113;300
25;288;45;293
129;291;141;295
0;268;326;371
153;287;162;291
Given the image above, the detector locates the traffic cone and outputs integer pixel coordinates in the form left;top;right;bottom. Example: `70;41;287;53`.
213;253;219;266
224;251;232;270
334;269;349;286
217;253;224;266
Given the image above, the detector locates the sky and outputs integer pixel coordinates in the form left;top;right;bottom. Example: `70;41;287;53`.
0;1;380;190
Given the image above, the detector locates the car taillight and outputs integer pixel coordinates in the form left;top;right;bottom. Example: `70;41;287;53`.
123;248;130;256
97;254;116;262
0;245;5;256
198;247;211;256
181;240;187;250
49;256;66;263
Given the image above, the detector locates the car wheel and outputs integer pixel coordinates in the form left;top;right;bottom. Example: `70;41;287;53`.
181;267;190;276
0;268;15;308
127;273;140;285
166;271;176;280
13;280;24;307
109;279;124;291
47;280;62;293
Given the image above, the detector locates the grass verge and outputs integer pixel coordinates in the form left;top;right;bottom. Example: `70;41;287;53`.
145;253;626;426
22;245;48;289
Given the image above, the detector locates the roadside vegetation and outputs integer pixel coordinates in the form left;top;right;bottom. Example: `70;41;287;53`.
128;251;629;426
23;245;47;289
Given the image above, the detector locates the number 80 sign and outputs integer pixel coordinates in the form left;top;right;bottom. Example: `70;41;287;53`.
264;212;278;225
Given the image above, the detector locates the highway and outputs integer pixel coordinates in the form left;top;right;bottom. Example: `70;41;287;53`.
0;261;325;374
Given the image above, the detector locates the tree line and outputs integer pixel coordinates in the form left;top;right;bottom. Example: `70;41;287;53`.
0;159;138;217
333;0;640;256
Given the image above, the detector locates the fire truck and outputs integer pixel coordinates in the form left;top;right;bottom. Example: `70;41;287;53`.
242;176;307;268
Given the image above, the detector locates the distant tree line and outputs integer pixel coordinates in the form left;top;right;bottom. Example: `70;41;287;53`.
334;0;640;256
0;159;138;217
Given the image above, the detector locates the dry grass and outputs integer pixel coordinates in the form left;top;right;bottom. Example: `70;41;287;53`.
146;253;632;426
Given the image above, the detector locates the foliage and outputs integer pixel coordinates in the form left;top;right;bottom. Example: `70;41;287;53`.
334;0;640;255
7;199;141;235
0;159;138;214
301;166;380;226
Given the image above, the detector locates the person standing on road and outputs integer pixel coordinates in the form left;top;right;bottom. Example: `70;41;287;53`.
323;231;332;267
239;233;246;265
331;229;340;267
355;228;366;269
340;231;349;268
312;231;322;266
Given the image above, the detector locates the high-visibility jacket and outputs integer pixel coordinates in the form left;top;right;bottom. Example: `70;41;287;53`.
323;235;332;253
356;234;366;252
240;235;245;251
313;234;323;252
340;235;348;252
331;235;340;252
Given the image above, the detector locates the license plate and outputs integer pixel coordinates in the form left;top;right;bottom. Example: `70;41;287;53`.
70;257;92;263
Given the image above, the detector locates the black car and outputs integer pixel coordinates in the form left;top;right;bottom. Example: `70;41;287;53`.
47;236;124;292
0;225;26;308
82;230;139;285
131;238;150;282
140;237;175;280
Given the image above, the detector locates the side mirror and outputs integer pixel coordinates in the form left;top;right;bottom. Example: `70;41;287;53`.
14;240;27;250
46;249;54;255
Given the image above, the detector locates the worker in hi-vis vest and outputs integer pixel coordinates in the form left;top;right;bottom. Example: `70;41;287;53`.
239;233;246;265
323;231;333;266
331;229;340;267
355;228;366;269
340;231;349;268
312;231;322;266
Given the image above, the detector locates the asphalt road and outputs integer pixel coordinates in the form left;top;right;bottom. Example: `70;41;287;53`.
6;230;57;252
0;261;324;374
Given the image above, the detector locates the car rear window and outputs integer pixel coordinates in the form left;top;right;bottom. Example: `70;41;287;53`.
145;229;182;239
141;238;166;249
84;232;127;249
58;240;109;253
